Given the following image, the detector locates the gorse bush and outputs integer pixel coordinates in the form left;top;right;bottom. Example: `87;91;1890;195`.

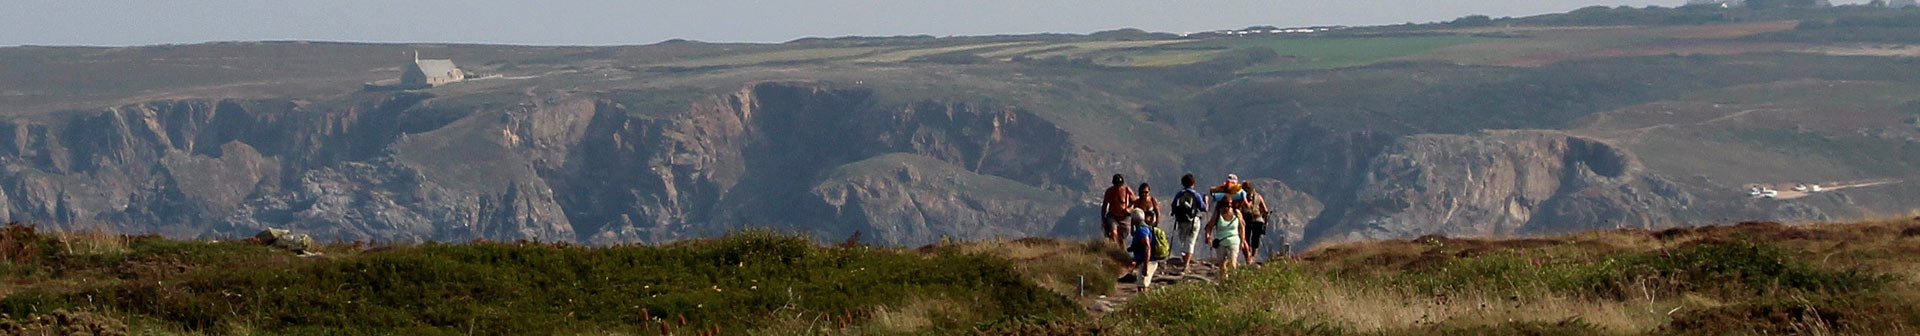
1;229;1083;335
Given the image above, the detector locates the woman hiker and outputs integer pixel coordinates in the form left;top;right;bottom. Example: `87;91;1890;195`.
1134;183;1160;230
1203;191;1248;280
1242;183;1272;264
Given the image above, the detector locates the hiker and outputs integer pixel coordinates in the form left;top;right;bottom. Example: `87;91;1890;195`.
1203;191;1248;279
1208;174;1246;200
1100;174;1136;245
1169;174;1208;269
1119;209;1163;292
1242;184;1273;264
1134;183;1160;229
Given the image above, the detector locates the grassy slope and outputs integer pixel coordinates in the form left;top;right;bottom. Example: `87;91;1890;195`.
0;225;1119;335
1114;219;1920;335
5;219;1918;335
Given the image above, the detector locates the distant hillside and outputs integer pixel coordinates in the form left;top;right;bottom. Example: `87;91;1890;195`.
0;6;1918;250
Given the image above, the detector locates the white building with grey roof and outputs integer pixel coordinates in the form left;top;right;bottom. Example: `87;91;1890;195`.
402;52;465;87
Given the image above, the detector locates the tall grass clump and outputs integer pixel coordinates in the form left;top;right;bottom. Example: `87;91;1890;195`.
0;223;54;277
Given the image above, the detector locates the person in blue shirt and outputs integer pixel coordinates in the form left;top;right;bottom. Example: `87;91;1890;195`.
1122;209;1158;292
1168;174;1209;269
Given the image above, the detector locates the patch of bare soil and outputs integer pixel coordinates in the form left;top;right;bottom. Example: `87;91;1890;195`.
0;310;128;336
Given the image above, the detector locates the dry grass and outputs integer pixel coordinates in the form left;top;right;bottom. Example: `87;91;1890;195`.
1116;218;1920;335
868;296;959;332
1261;278;1675;334
51;228;131;257
942;237;1125;297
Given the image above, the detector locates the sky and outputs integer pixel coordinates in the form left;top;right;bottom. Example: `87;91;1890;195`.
0;0;1871;47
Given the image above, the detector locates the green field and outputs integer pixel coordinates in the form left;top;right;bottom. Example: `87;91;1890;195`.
852;42;1036;62
973;40;1185;59
1088;48;1229;67
650;46;888;67
1177;35;1495;72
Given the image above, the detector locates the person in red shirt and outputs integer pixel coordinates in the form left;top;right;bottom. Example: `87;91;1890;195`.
1101;174;1136;245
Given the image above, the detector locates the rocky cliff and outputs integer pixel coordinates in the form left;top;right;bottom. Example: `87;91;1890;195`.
1309;131;1693;244
0;82;1116;245
0;74;1863;249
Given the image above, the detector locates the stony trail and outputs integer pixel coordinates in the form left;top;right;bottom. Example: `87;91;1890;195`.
1086;257;1233;317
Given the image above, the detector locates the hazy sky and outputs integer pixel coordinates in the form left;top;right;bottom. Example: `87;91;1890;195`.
0;0;1870;47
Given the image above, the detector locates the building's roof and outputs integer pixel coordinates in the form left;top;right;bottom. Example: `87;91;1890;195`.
413;59;460;78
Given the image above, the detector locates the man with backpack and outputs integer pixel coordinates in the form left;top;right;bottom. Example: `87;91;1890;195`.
1101;174;1136;245
1169;174;1208;269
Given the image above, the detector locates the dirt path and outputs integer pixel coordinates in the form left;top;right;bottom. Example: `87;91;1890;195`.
1768;179;1902;200
1610;107;1778;142
1085;258;1233;316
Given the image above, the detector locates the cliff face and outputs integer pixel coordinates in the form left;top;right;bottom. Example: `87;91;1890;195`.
810;154;1074;245
551;83;1089;244
0;94;578;241
1309;131;1692;244
0;82;1105;245
0;81;1759;248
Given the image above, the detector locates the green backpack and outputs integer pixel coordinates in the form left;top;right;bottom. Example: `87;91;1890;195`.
1150;226;1170;261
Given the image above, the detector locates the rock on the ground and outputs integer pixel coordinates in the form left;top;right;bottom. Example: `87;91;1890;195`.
255;228;315;252
254;228;290;243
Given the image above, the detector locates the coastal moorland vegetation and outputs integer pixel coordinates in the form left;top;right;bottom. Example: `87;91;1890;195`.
4;218;1919;335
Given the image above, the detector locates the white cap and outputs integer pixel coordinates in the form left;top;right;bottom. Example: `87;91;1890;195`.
1226;174;1239;183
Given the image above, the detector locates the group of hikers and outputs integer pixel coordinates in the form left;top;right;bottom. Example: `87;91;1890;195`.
1101;173;1274;292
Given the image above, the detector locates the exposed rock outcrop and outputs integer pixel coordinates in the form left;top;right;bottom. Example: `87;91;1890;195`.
1311;131;1691;243
811;153;1074;245
254;228;315;252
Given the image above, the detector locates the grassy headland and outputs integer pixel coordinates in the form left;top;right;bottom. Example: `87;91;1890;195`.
0;226;1113;335
4;218;1919;335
